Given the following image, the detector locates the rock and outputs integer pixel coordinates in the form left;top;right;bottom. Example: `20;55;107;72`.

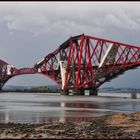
1;113;140;139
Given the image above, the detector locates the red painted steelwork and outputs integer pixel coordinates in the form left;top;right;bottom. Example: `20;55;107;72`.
0;34;140;94
35;34;140;93
0;59;36;89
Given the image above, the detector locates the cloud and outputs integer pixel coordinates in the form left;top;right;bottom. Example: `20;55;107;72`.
0;2;140;36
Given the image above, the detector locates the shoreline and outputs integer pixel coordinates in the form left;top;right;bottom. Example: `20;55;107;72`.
1;112;140;139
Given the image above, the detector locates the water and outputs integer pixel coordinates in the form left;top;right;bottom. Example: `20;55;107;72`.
0;92;140;124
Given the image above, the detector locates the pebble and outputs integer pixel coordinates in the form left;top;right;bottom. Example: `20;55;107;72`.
0;113;140;139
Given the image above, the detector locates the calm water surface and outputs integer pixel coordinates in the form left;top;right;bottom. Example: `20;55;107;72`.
0;92;140;124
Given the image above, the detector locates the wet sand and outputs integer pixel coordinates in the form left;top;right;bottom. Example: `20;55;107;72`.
1;112;140;139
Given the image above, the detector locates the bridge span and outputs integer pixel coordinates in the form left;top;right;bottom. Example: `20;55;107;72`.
1;34;140;95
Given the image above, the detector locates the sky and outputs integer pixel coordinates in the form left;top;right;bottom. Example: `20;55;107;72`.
1;2;140;88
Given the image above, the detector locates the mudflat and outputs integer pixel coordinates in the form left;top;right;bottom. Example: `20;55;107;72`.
0;112;140;139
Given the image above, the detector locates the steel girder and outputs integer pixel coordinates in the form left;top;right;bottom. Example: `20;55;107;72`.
0;59;36;90
36;34;140;92
1;34;140;92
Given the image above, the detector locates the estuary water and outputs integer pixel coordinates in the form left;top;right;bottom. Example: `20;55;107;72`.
0;92;140;124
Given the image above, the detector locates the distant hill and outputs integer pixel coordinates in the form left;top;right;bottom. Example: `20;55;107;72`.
3;85;27;91
2;85;59;92
99;87;140;93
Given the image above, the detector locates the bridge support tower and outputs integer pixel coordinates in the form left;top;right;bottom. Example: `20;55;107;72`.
89;88;98;96
61;89;85;95
61;90;69;95
61;88;98;96
73;89;85;95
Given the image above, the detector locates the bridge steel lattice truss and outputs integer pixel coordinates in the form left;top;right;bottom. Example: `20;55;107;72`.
1;34;140;95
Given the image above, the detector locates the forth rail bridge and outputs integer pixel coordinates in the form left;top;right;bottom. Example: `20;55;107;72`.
0;34;140;95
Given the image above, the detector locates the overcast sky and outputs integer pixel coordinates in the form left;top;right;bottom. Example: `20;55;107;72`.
1;2;140;88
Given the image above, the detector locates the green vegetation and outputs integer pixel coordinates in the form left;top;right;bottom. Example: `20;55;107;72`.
23;86;60;93
3;86;61;93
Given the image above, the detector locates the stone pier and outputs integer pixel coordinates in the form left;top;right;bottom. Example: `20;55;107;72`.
73;89;85;95
61;90;69;95
61;88;98;96
131;90;137;99
89;89;98;96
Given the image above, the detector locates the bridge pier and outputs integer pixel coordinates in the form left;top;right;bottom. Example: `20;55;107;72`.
89;88;98;96
131;90;137;99
0;82;4;92
61;88;98;96
61;90;69;95
73;89;85;95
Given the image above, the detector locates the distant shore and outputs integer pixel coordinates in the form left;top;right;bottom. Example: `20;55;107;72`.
2;90;60;93
0;112;140;139
2;85;140;94
2;86;60;93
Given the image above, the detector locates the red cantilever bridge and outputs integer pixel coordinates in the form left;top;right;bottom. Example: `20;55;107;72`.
1;34;140;95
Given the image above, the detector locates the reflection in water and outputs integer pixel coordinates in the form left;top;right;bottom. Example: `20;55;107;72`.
0;92;140;124
5;111;9;123
59;102;100;123
60;102;65;123
61;102;99;108
0;111;10;123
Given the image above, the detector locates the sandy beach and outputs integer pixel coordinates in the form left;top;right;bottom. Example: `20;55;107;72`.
0;112;140;139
